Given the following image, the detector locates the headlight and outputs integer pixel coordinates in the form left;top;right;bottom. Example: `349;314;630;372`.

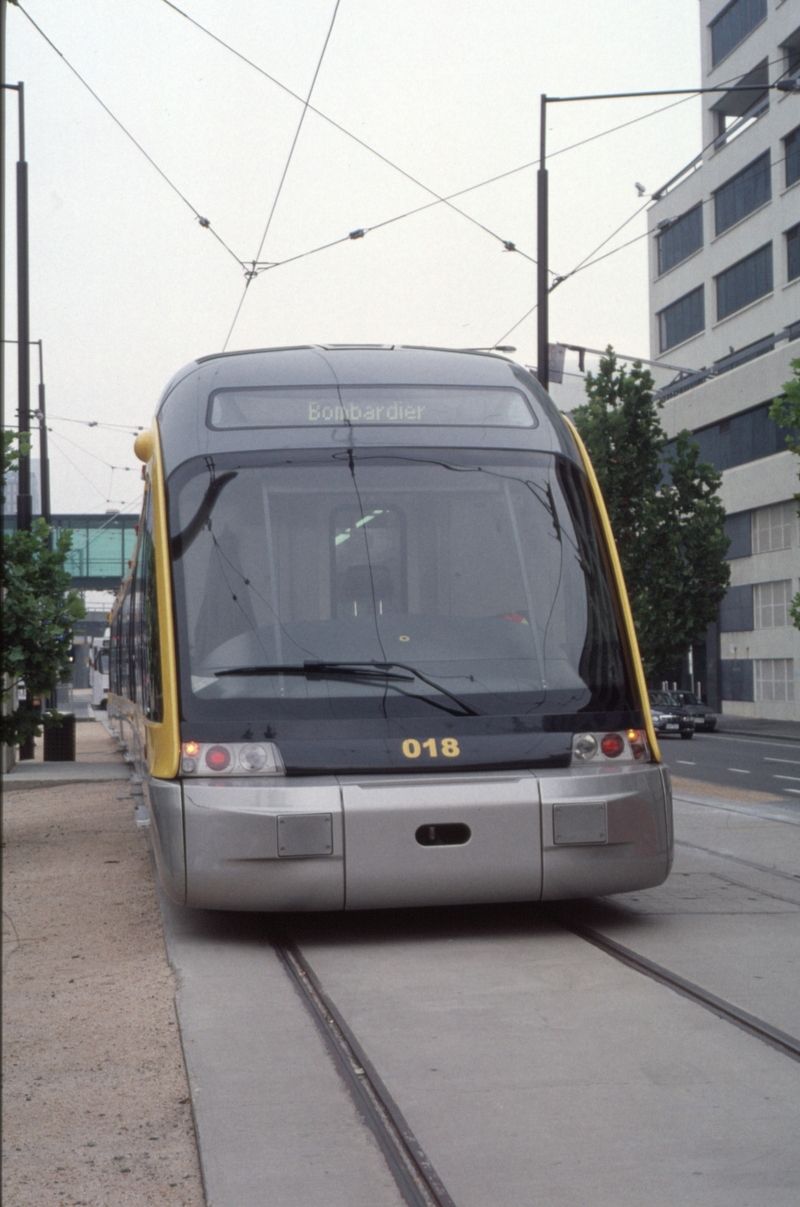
571;730;650;764
180;741;285;777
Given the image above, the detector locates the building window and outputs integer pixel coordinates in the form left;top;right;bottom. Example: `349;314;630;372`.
787;127;800;189
788;224;800;283
725;510;752;559
754;580;793;628
781;26;800;84
710;0;767;66
720;659;754;701
657;205;703;274
712;60;769;148
752;501;795;553
658;285;704;352
716;243;772;320
754;658;795;702
714;152;770;236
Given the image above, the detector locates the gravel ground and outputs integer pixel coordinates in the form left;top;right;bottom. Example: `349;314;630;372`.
2;723;205;1206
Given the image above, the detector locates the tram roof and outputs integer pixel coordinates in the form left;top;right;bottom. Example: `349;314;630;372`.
156;344;580;472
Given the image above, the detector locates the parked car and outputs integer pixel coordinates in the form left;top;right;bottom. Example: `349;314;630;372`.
665;689;716;732
647;690;694;740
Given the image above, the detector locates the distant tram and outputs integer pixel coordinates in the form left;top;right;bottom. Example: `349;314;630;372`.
109;345;672;911
89;626;110;710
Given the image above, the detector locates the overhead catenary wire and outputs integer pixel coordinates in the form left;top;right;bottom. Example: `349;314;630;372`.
206;67;782;298
44;426;136;473
16;0;768;319
15;2;244;267
492;78;796;349
223;0;343;350
156;9;789;272
159;0;542;267
46;430;110;503
47;414;145;433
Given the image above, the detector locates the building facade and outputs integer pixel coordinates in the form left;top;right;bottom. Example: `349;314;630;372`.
647;0;800;720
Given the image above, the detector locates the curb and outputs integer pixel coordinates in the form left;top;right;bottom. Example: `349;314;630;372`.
3;764;131;792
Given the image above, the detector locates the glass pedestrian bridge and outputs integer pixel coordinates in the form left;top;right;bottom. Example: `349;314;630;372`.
2;513;139;590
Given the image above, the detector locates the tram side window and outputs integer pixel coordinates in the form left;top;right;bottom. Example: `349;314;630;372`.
128;559;139;706
110;613;120;696
139;492;163;721
120;588;132;700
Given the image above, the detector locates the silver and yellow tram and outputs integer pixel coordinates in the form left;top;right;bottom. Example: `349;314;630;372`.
109;345;672;911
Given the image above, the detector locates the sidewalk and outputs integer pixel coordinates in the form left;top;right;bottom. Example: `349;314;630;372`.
3;701;130;791
714;714;800;743
2;720;204;1207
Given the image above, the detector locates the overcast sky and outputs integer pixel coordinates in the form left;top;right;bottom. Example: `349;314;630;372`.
4;0;702;517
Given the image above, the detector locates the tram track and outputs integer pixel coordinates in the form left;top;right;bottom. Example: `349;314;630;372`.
275;940;457;1207
273;887;800;1207
675;838;800;885
549;910;800;1064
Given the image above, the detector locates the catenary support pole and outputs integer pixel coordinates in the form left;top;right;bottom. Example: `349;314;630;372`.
536;94;549;391
14;81;32;530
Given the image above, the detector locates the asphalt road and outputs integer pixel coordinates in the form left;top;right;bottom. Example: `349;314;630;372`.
658;729;800;801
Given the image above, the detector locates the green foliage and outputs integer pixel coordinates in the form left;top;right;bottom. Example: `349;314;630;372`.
769;358;800;629
2;434;85;746
572;349;730;678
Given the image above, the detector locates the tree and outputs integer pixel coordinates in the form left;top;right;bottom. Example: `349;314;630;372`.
572;349;730;678
2;432;85;746
769;357;800;630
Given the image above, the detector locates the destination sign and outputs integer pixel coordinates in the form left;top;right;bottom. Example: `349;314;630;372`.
208;385;537;429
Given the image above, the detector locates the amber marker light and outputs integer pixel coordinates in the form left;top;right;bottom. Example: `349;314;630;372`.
182;741;201;757
627;729;648;760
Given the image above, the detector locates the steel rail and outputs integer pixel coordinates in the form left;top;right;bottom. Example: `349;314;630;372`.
676;839;800;886
274;940;458;1207
552;913;800;1064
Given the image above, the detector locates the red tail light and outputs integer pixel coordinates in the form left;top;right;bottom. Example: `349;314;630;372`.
600;733;625;758
205;745;232;771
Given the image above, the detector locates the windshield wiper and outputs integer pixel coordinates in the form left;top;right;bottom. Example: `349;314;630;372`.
214;660;479;717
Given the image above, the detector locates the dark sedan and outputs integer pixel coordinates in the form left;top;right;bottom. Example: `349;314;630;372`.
648;691;694;740
666;690;717;732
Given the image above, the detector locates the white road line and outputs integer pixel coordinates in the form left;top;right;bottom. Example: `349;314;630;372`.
727;768;750;774
774;774;800;782
764;757;800;765
676;760;695;765
785;789;800;796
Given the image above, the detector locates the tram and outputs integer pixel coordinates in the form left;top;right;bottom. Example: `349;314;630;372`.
109;345;672;911
89;627;111;710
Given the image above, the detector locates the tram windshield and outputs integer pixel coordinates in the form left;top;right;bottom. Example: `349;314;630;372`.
169;448;635;721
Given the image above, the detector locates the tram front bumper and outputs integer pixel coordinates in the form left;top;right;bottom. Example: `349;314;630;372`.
146;763;672;911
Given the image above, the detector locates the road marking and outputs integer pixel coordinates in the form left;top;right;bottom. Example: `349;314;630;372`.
765;757;800;766
728;768;750;774
785;789;800;796
676;760;695;765
774;774;800;783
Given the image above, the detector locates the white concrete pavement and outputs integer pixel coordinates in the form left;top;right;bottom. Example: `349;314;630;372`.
156;791;800;1207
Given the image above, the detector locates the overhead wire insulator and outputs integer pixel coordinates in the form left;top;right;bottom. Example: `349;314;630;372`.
349;229;365;240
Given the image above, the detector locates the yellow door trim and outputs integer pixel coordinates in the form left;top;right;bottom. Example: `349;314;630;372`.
563;416;661;762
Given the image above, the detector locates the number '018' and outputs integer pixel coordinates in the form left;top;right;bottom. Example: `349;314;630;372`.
401;738;460;759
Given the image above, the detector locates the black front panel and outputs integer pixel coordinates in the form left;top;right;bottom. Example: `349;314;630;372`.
169;446;639;774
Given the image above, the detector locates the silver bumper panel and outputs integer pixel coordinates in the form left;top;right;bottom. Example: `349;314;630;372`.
149;763;672;912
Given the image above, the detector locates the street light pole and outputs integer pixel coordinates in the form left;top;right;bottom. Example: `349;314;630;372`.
535;81;799;393
3;80;32;530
